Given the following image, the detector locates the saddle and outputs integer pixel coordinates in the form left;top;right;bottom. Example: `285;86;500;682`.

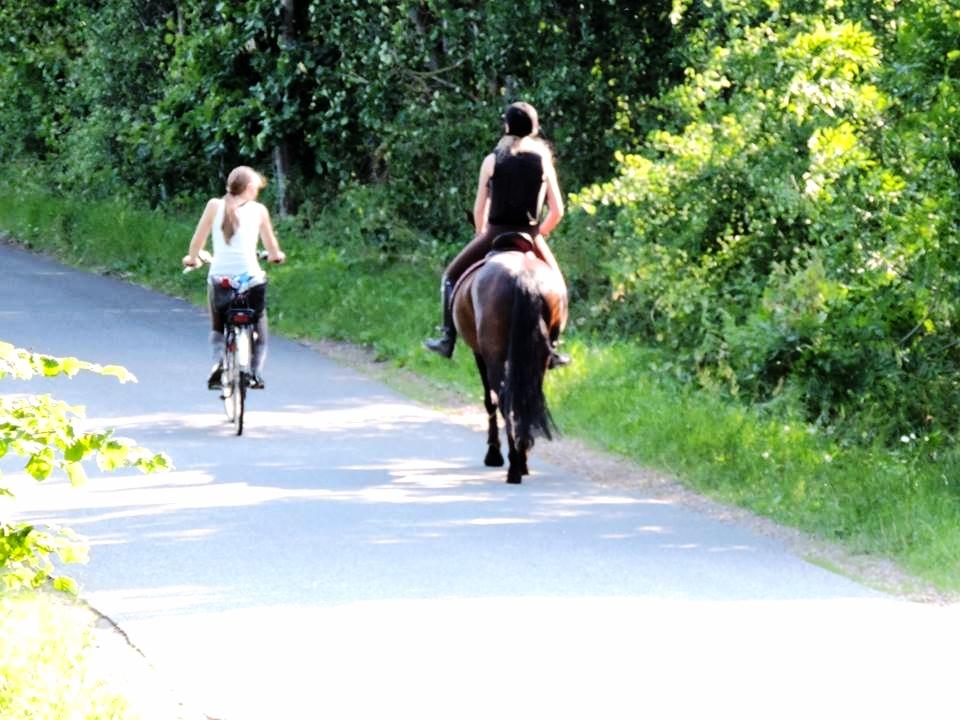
452;231;536;300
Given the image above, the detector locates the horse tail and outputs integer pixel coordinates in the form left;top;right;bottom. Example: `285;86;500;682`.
501;271;555;448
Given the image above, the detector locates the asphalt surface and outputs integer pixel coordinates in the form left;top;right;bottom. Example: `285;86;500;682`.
2;242;957;719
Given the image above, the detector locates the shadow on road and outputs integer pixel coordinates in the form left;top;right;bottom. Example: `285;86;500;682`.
6;396;883;620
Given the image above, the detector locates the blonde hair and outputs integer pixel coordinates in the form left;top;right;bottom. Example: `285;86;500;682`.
222;166;266;242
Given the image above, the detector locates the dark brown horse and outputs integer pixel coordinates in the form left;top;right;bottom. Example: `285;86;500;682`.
452;235;568;483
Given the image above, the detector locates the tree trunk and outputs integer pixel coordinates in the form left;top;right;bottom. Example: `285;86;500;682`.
273;144;291;219
273;0;298;217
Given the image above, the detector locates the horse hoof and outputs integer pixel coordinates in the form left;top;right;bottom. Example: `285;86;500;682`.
485;449;505;467
506;469;523;484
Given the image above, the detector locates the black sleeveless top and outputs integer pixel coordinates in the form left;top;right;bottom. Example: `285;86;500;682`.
487;151;544;227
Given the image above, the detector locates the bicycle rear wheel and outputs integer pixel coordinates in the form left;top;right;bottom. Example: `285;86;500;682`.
222;348;237;423
235;372;246;435
231;328;251;436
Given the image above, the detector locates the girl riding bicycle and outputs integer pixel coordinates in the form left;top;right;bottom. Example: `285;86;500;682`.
182;165;286;390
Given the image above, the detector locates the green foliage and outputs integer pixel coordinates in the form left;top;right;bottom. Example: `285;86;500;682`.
0;341;171;592
0;1;679;225
561;0;960;445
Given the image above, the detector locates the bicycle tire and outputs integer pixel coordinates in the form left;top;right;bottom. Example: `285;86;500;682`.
233;328;252;435
222;337;237;423
235;371;246;436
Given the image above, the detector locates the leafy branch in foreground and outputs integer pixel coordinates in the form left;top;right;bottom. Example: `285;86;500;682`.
0;340;171;593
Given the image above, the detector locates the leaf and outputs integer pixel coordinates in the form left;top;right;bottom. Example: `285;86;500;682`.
53;576;79;594
100;364;137;383
25;454;53;481
65;462;86;487
96;441;129;471
64;439;88;462
41;356;62;376
60;356;82;376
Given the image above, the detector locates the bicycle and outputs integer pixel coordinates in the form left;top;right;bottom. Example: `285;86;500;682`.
184;249;267;436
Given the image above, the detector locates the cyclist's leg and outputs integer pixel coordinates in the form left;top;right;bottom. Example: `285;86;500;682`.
248;284;268;387
207;284;227;388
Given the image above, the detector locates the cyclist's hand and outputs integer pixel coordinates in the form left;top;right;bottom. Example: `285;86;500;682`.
268;250;287;265
182;254;202;269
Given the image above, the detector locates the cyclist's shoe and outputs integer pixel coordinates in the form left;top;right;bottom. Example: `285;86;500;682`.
249;372;266;390
207;363;223;390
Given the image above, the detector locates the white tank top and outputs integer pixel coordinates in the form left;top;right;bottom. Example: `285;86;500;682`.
208;199;267;282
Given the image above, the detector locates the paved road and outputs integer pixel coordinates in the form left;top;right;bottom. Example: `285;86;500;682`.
2;242;957;719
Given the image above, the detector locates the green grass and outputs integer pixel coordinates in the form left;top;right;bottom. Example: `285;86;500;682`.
0;591;131;719
2;186;959;595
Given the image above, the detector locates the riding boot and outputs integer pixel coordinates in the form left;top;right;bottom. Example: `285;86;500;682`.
208;331;224;389
424;277;456;358
547;338;571;370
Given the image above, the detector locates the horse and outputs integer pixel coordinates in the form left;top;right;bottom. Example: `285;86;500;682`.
452;233;568;483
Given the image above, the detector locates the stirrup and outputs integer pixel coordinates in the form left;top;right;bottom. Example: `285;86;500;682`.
548;350;571;370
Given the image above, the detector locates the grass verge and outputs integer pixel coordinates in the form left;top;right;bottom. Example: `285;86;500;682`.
1;186;958;597
0;590;130;719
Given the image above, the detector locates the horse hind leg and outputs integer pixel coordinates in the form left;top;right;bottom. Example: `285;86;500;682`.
475;353;503;467
505;434;531;484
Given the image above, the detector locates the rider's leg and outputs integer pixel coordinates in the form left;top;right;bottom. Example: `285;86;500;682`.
423;276;456;357
532;234;571;369
424;228;498;358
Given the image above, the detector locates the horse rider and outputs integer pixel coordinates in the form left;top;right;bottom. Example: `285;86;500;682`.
423;101;570;368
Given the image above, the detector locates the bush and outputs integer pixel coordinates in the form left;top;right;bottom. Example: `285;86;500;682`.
559;1;960;445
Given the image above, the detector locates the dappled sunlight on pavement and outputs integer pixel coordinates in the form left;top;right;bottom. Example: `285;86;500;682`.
89;400;449;439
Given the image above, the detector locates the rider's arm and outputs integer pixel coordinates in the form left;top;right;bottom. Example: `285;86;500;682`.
532;159;564;275
183;199;219;267
538;158;565;239
472;154;496;234
258;204;286;264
